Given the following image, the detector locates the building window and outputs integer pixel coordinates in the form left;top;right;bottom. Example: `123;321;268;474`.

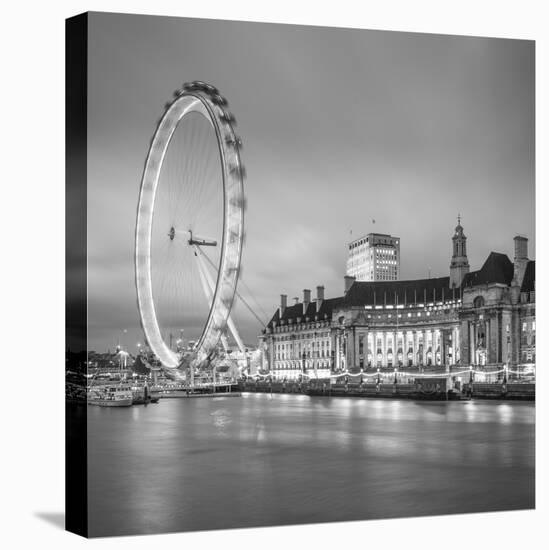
474;296;485;308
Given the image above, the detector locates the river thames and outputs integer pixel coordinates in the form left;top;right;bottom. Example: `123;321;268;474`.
86;394;534;537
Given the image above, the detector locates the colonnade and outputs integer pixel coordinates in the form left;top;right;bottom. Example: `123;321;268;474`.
462;311;509;366
335;325;460;370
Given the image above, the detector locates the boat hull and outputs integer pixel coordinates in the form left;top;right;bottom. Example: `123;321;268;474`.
88;398;133;407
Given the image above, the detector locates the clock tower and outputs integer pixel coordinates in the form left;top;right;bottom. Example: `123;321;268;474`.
449;215;470;288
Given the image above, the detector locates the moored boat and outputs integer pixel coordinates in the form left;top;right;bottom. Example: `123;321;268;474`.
88;385;133;407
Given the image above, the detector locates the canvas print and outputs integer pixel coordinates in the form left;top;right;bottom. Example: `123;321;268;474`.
66;12;535;538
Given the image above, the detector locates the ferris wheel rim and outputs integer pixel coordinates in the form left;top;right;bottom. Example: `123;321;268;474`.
135;85;245;370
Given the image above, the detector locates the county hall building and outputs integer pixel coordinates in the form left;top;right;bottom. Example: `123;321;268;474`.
260;221;535;380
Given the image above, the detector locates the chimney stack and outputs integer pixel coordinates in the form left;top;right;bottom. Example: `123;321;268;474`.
303;289;311;315
280;294;287;316
514;235;528;261
344;275;356;294
512;235;529;287
293;297;299;305
316;285;325;312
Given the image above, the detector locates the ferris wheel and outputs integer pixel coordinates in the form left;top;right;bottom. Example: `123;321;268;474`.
135;81;245;370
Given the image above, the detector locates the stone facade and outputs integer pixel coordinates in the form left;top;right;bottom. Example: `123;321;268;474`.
331;291;461;371
261;224;535;379
259;287;340;379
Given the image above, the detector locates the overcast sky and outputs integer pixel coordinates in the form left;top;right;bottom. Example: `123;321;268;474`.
85;12;534;353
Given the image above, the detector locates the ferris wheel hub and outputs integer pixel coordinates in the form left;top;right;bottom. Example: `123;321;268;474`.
188;229;217;247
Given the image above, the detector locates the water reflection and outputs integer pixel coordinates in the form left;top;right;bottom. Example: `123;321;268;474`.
87;395;534;537
498;403;513;425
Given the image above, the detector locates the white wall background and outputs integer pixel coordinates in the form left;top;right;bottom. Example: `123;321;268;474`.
1;1;547;548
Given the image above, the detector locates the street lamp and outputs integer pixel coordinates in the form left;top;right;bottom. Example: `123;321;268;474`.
468;365;474;398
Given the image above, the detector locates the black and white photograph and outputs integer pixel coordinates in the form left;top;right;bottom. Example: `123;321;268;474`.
6;0;549;547
62;10;539;539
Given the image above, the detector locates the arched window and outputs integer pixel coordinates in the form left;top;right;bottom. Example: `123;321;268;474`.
473;296;485;308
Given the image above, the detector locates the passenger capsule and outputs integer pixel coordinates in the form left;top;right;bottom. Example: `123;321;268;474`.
221;111;236;125
202;83;219;95
230;164;246;179
211;94;228;106
226;136;242;149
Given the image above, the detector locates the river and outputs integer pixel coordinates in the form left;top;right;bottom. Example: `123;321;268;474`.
85;394;534;537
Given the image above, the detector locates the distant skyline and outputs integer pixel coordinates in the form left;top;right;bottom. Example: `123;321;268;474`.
82;13;534;353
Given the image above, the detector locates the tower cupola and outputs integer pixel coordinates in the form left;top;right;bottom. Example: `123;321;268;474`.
450;214;470;288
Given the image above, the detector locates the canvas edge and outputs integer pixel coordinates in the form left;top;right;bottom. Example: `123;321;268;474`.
65;11;89;539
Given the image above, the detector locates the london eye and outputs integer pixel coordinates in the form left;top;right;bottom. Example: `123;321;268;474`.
135;81;245;370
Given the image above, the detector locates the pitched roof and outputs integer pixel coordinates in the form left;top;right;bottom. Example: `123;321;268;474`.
266;296;345;329
520;260;535;293
265;252;525;331
343;276;455;307
265;276;460;329
462;252;514;287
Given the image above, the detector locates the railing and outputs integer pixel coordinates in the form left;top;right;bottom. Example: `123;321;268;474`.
239;372;535;401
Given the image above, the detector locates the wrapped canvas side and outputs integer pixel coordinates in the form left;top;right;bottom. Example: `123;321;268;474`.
65;12;88;538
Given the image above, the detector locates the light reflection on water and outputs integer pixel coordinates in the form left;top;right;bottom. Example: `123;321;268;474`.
498;403;514;424
86;395;534;537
